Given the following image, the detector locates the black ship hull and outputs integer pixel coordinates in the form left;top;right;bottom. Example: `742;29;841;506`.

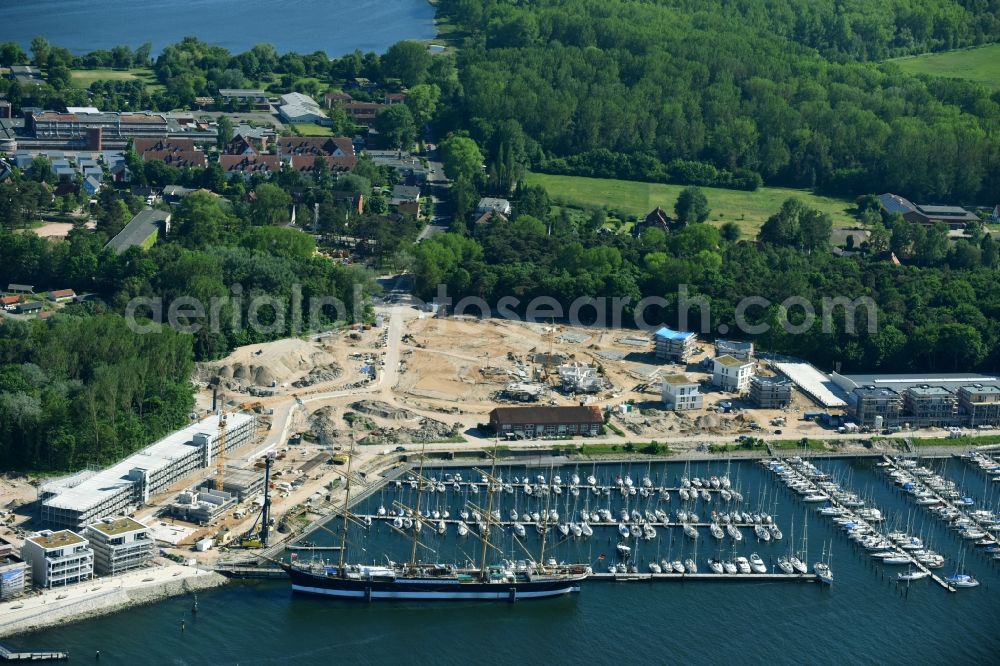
286;566;584;601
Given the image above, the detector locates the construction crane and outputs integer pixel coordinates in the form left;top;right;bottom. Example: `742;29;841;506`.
240;452;274;548
215;406;228;492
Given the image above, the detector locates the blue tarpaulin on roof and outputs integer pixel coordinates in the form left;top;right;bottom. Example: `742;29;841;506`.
653;327;693;341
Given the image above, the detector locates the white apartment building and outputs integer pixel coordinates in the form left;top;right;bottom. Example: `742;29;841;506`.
85;517;155;576
713;355;754;393
22;530;94;588
662;374;703;411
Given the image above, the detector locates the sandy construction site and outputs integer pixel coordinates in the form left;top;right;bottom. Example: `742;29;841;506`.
189;310;830;455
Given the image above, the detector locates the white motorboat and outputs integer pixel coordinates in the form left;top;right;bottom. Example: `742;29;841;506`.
769;525;783;540
722;560;737;574
616;543;631;557
814;561;833;585
749;553;767;573
727;524;743;541
754;524;771;542
708;558;724;574
735;557;751;574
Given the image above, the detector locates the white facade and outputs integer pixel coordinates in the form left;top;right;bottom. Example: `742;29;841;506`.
713;355;753;393
278;93;330;125
22;530;93;588
662;375;703;411
85;517;154;576
41;413;256;530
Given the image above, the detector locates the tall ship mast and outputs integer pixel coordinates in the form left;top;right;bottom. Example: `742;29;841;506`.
282;437;590;601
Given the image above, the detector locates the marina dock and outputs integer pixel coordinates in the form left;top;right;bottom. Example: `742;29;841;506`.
587;572;819;583
0;643;68;662
769;457;955;592
879;456;999;548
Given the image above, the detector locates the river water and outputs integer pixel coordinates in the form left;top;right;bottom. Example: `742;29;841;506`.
5;457;999;663
0;0;436;55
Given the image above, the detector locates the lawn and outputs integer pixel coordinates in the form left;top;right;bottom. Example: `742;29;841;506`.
524;172;857;234
891;44;1000;91
291;123;334;136
70;67;161;91
911;433;1000;447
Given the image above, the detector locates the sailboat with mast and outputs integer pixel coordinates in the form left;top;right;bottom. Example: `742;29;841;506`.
283;439;589;600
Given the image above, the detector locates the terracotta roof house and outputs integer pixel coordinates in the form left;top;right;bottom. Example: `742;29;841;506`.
133;138;207;169
324;91;353;108
276;137;356;171
219;154;281;180
343;101;381;127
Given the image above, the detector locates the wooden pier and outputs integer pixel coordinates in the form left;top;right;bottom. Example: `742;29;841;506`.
0;643;68;662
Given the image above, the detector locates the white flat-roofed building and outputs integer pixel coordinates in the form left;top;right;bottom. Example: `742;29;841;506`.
713;355;753;393
662;374;703;411
85;517;155;576
40;413;256;531
22;530;94;588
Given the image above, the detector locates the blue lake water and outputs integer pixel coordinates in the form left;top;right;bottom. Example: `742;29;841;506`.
0;0;436;56
5;456;1000;664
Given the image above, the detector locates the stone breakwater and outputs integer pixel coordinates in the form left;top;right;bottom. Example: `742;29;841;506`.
0;564;228;639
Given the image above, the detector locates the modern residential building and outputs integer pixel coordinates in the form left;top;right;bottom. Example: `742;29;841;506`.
850;386;903;428
957;384;1000;427
713;355;754;393
40;413;256;531
714;339;754;362
902;385;959;427
661;374;703;411
105;209;171;253
489;406;604;438
653;327;697;363
21;530;94;588
0;539;29;600
84;517;154;576
750;375;793;408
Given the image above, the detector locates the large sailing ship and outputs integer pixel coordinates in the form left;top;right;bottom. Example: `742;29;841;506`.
283;441;589;601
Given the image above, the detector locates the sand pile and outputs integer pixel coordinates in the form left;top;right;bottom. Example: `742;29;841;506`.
199;339;341;388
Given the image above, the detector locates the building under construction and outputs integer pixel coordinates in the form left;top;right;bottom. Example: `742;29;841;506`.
501;381;546;402
199;466;264;501
653;327;697;363
39;413;256;531
750;375;793;408
557;363;608;394
169;488;236;525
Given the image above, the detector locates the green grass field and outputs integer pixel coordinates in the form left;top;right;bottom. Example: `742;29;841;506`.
524;172;856;233
291;123;334;136
891;44;1000;91
70;67;161;91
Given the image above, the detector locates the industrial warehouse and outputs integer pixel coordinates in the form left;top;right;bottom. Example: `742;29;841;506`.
39;413;257;531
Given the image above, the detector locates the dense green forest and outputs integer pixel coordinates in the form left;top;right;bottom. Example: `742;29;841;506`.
412;188;1000;374
0;316;195;470
439;0;1000;201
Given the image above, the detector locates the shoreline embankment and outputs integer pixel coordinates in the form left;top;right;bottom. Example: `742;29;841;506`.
0;563;227;639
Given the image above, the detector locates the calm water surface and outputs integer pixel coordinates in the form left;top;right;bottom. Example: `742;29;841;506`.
6;458;1000;664
0;0;436;55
